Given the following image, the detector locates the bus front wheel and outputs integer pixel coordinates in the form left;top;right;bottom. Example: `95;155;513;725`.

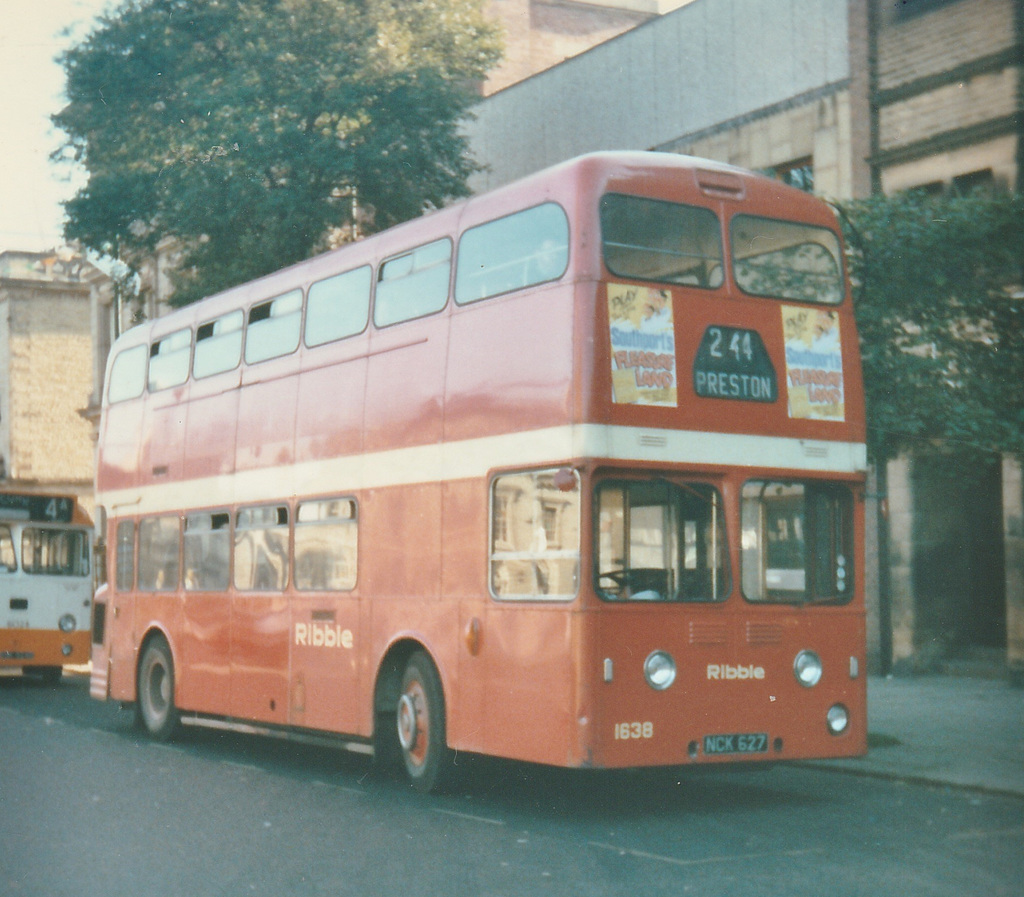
137;635;180;741
396;652;454;794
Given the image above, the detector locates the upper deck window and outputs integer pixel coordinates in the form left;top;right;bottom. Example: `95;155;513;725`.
305;266;371;347
455;203;569;304
374;238;451;327
731;216;843;305
148;328;192;392
107;344;148;403
245;289;303;364
194;310;243;378
600;194;724;288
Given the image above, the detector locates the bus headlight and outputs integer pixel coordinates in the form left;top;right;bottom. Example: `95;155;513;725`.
793;650;822;687
827;704;849;735
59;614;77;633
644;651;676;690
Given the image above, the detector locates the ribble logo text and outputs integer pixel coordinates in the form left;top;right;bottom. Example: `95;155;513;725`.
707;663;765;681
295;622;354;649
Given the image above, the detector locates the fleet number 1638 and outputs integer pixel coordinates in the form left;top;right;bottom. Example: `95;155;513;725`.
614;722;654;740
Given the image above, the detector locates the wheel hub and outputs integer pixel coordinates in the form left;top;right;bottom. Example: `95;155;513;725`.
397;692;418;751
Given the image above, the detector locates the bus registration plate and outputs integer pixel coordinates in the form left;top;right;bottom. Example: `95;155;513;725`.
703;732;768;755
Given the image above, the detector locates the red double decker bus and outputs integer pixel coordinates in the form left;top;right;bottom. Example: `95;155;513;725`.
91;152;867;791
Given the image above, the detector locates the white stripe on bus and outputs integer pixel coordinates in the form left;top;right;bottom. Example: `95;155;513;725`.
98;423;866;515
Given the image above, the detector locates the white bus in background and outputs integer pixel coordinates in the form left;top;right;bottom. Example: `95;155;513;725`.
1;491;92;683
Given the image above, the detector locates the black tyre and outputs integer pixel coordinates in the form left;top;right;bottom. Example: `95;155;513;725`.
25;666;63;685
136;635;180;741
395;651;454;794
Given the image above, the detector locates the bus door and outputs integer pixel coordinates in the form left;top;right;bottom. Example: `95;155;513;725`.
179;510;232;713
288;497;362;733
105;519;139;698
589;476;733;767
230;504;291;724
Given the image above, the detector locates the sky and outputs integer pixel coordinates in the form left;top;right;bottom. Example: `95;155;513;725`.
0;0;113;253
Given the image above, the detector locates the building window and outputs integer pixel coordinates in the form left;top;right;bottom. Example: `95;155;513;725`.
774;158;814;193
952;169;995;196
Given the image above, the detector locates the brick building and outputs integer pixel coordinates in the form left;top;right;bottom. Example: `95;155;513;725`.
0;250;108;516
465;0;1024;677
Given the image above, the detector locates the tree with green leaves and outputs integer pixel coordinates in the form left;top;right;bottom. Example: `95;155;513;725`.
54;0;501;306
839;190;1024;465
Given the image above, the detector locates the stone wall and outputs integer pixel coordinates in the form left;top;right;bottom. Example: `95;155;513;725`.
1;283;95;487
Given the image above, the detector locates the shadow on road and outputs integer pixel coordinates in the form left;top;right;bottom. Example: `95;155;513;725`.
2;669;828;821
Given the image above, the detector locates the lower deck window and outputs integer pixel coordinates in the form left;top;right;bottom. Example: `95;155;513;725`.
294;498;357;590
741;480;852;604
491;470;580;600
597;480;729;602
116;520;135;590
235;505;289;591
138;517;180;591
184;511;231;591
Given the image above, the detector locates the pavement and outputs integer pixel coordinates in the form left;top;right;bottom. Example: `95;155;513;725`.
812;674;1024;798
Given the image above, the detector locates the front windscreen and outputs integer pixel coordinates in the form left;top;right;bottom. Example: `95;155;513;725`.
600;194;724;288
20;527;90;577
731;215;844;304
741;480;853;604
596;480;729;602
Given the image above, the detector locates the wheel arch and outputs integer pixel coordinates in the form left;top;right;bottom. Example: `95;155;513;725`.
135;625;177;693
373;636;442;718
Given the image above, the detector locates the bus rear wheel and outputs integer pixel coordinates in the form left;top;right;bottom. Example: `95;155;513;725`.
396;652;454;794
137;635;180;741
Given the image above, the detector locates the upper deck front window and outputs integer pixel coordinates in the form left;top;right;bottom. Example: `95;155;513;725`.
600;194;724;289
731;216;843;304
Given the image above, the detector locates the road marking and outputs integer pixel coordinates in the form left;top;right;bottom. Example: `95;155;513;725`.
588;843;825;868
948;826;1024;841
432;807;505;827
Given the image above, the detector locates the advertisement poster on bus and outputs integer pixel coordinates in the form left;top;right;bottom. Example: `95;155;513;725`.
608;284;678;407
781;305;845;420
